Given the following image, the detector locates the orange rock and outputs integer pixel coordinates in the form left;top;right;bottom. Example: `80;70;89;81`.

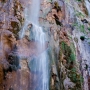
51;9;58;16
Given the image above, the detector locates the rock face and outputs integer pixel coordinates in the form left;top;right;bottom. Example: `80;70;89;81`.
0;0;90;90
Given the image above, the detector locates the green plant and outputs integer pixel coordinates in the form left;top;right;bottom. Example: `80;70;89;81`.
76;0;82;1
60;41;76;63
70;53;76;62
75;11;84;18
72;23;86;34
60;41;82;89
72;23;78;27
79;25;85;33
68;68;83;89
80;36;85;41
88;27;90;31
88;42;90;45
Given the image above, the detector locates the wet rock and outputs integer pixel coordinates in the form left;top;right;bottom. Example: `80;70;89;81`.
0;0;90;90
7;52;20;71
63;76;75;90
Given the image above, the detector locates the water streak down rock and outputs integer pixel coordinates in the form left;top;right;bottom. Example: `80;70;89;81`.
19;0;50;90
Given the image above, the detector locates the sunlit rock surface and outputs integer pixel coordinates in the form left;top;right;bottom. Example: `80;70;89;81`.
0;0;90;90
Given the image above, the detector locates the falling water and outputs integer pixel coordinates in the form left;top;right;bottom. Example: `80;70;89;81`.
19;0;49;90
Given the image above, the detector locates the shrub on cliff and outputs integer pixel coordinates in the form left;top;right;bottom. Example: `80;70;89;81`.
80;36;85;41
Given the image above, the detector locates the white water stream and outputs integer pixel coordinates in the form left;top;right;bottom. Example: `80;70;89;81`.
19;0;49;90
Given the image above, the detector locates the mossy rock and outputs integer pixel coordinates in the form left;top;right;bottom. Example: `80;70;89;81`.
10;21;20;35
68;68;83;89
8;53;20;71
60;41;75;63
88;27;90;31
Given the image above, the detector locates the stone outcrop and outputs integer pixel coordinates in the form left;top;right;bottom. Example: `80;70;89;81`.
0;0;90;90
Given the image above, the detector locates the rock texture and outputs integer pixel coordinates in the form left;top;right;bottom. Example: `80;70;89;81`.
0;0;90;90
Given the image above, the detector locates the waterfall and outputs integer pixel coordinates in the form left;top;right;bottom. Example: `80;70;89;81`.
19;0;49;90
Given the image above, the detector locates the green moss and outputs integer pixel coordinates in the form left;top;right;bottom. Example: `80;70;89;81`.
75;11;85;18
76;0;82;1
72;22;87;34
70;43;76;53
68;67;83;89
72;23;79;30
70;53;76;62
72;23;78;27
88;27;90;31
60;41;82;89
60;41;76;63
79;25;85;33
88;42;90;45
